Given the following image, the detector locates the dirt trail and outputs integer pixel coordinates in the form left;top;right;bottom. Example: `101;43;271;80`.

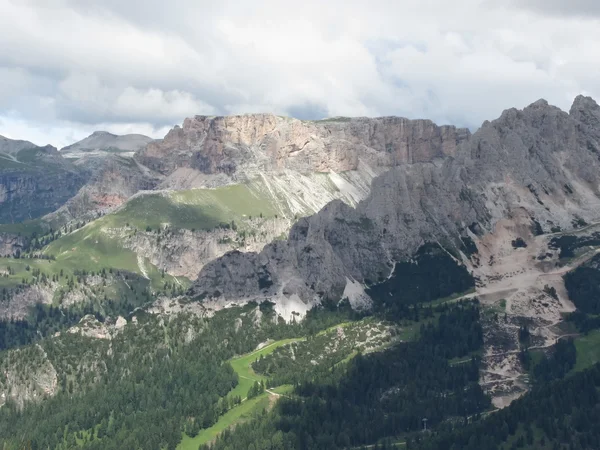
469;218;600;408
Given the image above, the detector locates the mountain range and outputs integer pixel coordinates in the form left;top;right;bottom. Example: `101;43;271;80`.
1;95;600;447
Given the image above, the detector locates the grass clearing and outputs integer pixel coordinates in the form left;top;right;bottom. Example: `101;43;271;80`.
178;337;303;449
228;338;303;400
573;330;600;372
0;219;46;237
178;394;271;450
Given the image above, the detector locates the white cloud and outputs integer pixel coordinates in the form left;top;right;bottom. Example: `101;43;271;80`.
0;0;599;147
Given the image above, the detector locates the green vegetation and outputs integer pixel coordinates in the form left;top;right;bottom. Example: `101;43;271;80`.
414;363;600;450
253;319;396;386
573;329;600;372
206;302;488;450
0;301;363;450
107;185;279;232
549;232;600;259
179;337;303;449
179;395;271;450
564;253;600;314
367;243;475;319
228;338;302;400
0;218;46;237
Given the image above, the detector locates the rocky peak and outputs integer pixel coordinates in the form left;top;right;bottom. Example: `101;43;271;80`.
136;113;469;181
61;131;153;157
91;131;117;137
570;95;600;127
191;95;600;312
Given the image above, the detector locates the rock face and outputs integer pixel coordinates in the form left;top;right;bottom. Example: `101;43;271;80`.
0;232;26;257
0;144;87;223
118;217;291;278
47;155;161;224
191;96;600;309
136;114;469;182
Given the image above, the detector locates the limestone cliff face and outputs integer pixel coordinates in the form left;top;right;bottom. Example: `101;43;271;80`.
192;96;600;308
46;155;161;224
136;114;469;179
114;217;291;278
0;145;87;223
0;232;26;257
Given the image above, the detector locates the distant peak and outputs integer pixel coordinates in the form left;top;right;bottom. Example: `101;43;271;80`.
91;131;116;137
527;99;549;109
570;95;599;113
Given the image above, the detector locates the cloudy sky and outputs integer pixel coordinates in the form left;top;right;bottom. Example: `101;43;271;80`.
0;0;599;148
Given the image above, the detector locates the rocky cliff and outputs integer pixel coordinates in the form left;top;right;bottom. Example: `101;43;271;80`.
46;155;161;225
0;144;87;223
191;96;600;313
136;114;469;186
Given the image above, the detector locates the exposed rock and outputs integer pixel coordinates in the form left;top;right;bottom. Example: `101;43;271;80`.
67;315;112;340
0;232;26;257
191;97;600;311
0;144;88;223
0;344;58;410
115;217;291;278
46;155;161;224
114;316;127;329
136;114;469;180
0;284;54;320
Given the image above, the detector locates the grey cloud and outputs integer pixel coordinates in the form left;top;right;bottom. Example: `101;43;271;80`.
286;103;329;121
513;0;600;17
1;0;600;147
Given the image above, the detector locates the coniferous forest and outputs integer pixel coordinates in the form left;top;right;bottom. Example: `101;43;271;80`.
0;250;598;450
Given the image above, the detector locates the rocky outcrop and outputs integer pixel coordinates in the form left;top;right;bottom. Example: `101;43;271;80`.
66;314;128;340
0;232;26;257
46;155;161;224
191;96;600;310
0;144;87;223
0;344;58;409
136;114;469;181
0;284;55;320
116;217;291;278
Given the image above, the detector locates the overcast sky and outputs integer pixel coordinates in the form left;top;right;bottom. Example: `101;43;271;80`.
1;0;599;148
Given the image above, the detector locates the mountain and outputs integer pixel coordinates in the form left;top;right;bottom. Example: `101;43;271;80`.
60;131;153;159
136;114;468;187
0;139;87;223
190;95;600;406
0;134;38;155
1;97;600;449
192;97;600;306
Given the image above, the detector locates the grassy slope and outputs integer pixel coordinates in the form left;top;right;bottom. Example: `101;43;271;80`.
0;219;46;237
573;329;600;372
41;185;284;276
179;395;273;450
112;185;280;231
178;337;303;450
